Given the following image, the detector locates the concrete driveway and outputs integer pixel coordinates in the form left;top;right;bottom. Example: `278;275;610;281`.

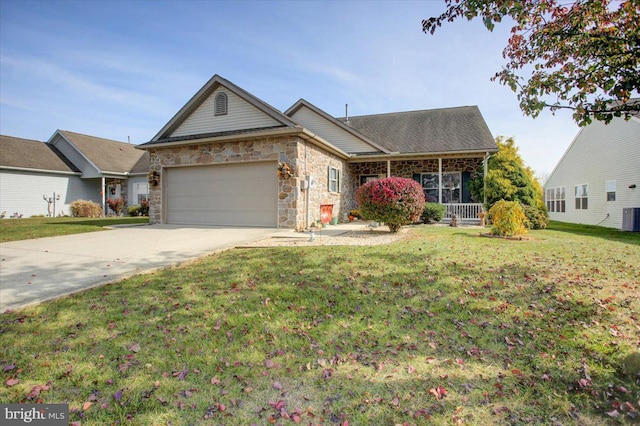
0;224;280;312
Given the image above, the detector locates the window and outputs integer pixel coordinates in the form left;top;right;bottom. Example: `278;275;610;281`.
575;184;588;210
134;182;148;204
360;175;378;186
606;180;616;202
546;188;554;212
214;92;228;116
420;172;461;203
556;187;565;212
328;166;340;193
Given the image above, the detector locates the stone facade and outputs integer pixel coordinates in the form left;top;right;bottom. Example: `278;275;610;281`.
146;135;349;228
296;141;352;226
147;142;485;229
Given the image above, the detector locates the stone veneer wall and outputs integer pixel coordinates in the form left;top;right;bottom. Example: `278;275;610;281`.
146;135;349;229
296;140;352;226
147;136;300;227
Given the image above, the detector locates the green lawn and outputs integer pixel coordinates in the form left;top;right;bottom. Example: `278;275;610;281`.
0;216;149;243
1;223;638;425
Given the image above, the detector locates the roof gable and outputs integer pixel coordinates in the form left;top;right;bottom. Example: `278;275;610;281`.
54;130;148;175
345;106;497;155
285;100;389;154
151;75;298;142
0;135;79;173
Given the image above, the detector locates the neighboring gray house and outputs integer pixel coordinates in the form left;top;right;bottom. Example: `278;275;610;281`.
138;74;497;229
544;104;640;230
0;131;150;217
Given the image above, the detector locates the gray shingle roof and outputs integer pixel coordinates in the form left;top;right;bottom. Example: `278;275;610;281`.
58;130;149;174
343;106;497;154
0;135;79;173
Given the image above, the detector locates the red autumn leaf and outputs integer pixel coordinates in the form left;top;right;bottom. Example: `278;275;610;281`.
83;401;92;411
129;343;140;353
269;400;285;410
265;359;275;369
273;380;282;390
429;386;447;400
292;413;302;423
210;376;220;385
5;378;19;387
4;364;15;372
27;384;50;400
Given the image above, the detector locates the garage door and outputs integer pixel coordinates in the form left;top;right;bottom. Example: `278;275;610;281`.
165;162;277;226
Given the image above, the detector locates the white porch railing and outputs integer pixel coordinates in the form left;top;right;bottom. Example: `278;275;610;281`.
444;203;484;223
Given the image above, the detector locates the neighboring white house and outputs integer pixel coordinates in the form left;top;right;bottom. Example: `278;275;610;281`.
0;131;150;217
544;108;640;230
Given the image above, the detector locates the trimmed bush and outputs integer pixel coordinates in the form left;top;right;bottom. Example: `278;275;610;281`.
106;197;125;216
140;199;149;216
128;200;150;217
70;200;103;218
421;202;446;223
488;200;527;237
356;177;425;233
523;204;549;229
128;205;141;216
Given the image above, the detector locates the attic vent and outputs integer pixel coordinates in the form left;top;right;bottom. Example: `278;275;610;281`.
214;92;228;116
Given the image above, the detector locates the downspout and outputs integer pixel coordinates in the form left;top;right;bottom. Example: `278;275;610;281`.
483;152;489;206
387;160;391;178
101;176;106;215
305;140;310;229
438;158;443;203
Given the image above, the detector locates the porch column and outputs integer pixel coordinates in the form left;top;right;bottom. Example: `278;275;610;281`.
386;160;391;178
101;177;106;215
438;158;442;203
483;152;489;206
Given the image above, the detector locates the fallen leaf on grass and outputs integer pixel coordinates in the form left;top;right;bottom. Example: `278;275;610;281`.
6;378;19;386
26;384;50;400
607;409;620;418
429;386;447;400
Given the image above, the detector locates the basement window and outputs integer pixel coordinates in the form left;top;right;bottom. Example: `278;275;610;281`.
214;92;228;116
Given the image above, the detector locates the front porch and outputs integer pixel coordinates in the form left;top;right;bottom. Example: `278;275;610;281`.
443;203;484;224
349;155;488;224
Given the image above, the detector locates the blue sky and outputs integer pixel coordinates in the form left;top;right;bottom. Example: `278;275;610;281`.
1;0;580;176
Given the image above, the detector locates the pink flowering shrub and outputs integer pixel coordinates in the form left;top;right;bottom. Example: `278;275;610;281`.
356;177;426;233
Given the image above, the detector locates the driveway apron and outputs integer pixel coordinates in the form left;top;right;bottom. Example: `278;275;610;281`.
0;225;278;312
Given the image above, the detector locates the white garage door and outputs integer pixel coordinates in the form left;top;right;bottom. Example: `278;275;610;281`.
165;162;278;226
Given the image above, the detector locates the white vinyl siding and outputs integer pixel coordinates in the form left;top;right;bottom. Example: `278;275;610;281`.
164;162;277;226
544;116;640;229
290;106;382;154
0;170;100;217
170;89;282;137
